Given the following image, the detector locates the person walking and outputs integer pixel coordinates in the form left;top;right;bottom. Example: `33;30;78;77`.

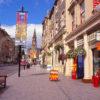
27;57;32;69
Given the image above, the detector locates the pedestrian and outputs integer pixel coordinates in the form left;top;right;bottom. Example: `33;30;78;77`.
27;57;32;69
21;58;26;70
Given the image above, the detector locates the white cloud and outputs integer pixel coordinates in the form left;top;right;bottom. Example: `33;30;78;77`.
1;24;43;48
0;0;12;5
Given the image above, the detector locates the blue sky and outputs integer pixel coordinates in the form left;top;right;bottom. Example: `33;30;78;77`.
0;0;55;48
0;0;54;25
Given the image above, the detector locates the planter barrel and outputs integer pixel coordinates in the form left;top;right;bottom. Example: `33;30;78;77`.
72;71;77;80
92;75;99;87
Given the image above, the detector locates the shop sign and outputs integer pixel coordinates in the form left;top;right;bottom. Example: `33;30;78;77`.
96;42;100;50
96;31;100;41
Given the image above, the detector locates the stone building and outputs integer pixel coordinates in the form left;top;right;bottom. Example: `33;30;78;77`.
42;0;100;81
0;28;15;64
42;0;66;72
65;0;100;81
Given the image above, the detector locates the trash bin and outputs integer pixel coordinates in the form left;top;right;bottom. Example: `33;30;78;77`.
92;75;99;87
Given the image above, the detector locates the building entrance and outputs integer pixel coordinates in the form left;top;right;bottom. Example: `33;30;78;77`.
77;55;84;79
93;49;100;76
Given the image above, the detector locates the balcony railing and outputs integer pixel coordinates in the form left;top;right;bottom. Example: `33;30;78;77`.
88;33;96;42
77;39;84;46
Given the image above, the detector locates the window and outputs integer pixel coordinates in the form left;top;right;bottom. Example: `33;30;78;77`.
80;1;85;24
93;49;100;75
71;10;75;31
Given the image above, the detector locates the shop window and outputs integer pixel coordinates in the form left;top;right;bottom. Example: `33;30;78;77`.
93;49;100;75
80;1;85;24
71;10;75;31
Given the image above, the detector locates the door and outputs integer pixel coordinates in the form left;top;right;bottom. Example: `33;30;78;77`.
77;55;84;79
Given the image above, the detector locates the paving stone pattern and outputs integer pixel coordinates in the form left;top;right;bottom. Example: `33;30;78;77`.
0;65;100;100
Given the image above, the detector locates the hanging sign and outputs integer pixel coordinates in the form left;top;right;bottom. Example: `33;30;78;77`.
96;42;100;50
96;30;100;41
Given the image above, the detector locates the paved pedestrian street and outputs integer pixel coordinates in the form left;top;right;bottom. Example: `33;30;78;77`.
0;65;100;100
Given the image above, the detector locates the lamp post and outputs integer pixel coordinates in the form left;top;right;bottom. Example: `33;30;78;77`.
16;6;28;77
18;45;21;77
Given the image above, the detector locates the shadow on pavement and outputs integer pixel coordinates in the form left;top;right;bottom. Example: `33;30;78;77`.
20;73;49;77
31;73;49;76
0;86;9;95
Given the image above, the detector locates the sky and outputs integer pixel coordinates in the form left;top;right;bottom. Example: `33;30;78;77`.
0;0;55;48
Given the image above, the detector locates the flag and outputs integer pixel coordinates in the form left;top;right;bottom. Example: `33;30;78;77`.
93;0;100;8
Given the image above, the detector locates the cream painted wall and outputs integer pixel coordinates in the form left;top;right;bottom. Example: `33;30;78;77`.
85;0;93;20
84;34;92;79
65;0;72;33
75;4;81;26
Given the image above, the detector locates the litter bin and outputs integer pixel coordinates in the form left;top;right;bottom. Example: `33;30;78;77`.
92;75;99;87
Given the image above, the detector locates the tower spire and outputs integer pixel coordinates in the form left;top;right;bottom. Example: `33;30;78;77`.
32;28;37;50
21;6;24;12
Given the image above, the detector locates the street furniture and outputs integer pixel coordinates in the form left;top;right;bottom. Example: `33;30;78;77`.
49;70;59;81
72;70;77;80
0;74;7;88
72;64;77;80
92;75;99;87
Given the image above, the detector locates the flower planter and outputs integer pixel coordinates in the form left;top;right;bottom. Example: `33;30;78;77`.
92;75;99;87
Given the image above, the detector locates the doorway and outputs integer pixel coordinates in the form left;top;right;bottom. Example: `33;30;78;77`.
77;55;84;79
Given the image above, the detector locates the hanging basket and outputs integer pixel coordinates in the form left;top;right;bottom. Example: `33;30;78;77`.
66;50;75;58
58;53;67;61
54;45;63;52
74;47;86;56
46;51;51;56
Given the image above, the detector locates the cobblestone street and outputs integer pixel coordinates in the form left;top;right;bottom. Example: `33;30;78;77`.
0;65;100;100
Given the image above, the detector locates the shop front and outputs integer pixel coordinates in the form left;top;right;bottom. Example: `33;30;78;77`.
93;46;100;76
77;55;84;79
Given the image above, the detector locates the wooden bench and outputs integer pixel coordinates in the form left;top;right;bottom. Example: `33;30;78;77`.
0;75;7;88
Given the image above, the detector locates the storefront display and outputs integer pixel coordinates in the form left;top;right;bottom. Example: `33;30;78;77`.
93;49;100;76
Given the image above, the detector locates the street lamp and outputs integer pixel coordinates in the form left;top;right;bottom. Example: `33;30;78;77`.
16;6;28;77
18;40;26;77
18;44;21;77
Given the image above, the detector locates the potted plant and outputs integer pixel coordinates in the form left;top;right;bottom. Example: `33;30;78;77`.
54;45;63;52
46;51;52;56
